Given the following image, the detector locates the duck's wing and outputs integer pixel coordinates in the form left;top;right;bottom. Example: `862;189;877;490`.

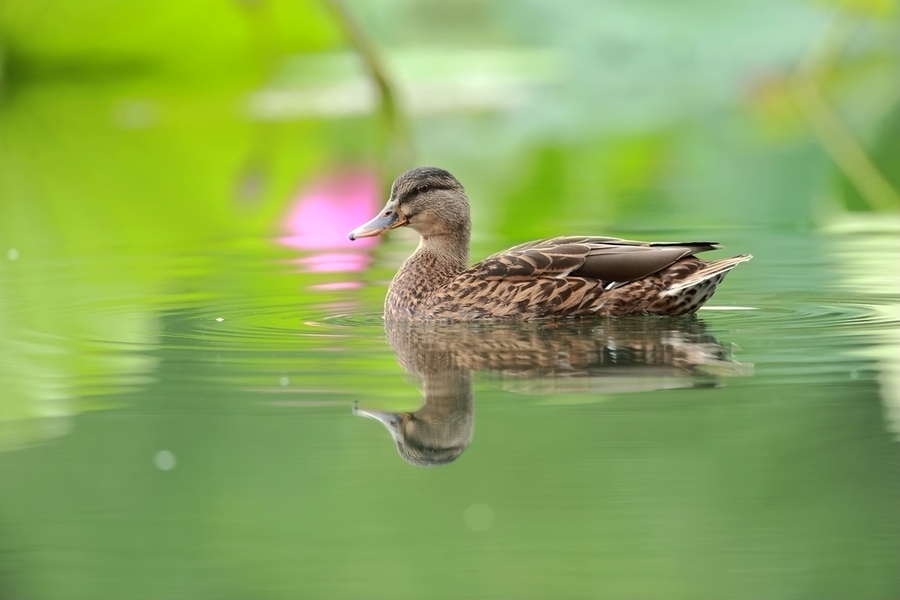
477;236;721;284
423;237;725;320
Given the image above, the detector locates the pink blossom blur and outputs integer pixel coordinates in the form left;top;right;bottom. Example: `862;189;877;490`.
279;168;381;274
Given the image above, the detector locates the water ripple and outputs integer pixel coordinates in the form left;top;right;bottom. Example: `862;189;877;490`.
703;301;897;336
153;297;899;352
161;304;384;347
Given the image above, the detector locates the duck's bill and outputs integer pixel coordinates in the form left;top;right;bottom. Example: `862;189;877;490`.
348;207;407;241
352;405;404;440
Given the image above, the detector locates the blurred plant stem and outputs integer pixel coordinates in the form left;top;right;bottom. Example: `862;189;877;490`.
792;10;900;211
322;0;414;178
0;39;6;98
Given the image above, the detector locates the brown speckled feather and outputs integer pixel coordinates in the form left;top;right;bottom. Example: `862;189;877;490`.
348;167;752;322
423;239;750;320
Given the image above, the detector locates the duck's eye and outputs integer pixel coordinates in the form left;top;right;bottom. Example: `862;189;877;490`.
416;184;430;194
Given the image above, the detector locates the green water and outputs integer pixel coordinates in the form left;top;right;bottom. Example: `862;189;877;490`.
1;216;898;599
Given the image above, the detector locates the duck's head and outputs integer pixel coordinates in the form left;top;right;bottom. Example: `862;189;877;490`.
348;166;470;241
352;402;472;467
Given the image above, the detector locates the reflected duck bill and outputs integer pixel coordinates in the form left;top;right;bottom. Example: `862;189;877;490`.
352;404;403;440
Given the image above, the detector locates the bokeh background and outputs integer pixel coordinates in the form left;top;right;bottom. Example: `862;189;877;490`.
2;1;900;599
2;0;899;247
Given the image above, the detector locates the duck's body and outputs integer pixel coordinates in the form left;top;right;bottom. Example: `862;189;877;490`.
385;236;749;321
349;167;751;322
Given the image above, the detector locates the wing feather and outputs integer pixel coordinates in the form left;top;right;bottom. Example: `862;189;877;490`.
476;236;720;283
424;236;725;319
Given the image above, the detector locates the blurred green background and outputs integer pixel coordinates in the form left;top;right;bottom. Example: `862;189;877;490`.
2;0;899;251
2;1;900;599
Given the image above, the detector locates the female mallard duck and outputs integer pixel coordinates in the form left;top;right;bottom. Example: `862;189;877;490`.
349;167;751;321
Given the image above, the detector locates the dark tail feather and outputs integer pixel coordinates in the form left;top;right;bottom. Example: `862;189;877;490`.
663;254;752;295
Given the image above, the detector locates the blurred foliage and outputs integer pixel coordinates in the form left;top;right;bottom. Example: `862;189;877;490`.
0;0;340;83
0;0;898;239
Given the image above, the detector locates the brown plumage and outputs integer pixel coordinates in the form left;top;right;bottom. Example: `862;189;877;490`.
354;318;751;467
349;167;752;322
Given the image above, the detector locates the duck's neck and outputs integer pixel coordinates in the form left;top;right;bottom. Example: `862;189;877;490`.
385;231;470;321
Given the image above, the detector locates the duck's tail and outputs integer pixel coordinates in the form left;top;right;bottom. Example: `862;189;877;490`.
663;254;753;296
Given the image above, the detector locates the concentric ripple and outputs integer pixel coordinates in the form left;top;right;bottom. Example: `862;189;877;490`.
160;303;386;349
700;301;899;338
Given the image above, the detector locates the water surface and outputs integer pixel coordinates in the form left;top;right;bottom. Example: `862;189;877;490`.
1;219;899;599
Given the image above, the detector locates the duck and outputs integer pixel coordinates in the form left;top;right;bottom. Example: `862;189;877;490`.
348;166;752;321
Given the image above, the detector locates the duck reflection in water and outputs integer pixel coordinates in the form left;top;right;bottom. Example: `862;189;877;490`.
354;317;751;467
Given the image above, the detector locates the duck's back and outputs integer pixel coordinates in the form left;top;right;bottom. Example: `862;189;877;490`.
407;236;750;321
